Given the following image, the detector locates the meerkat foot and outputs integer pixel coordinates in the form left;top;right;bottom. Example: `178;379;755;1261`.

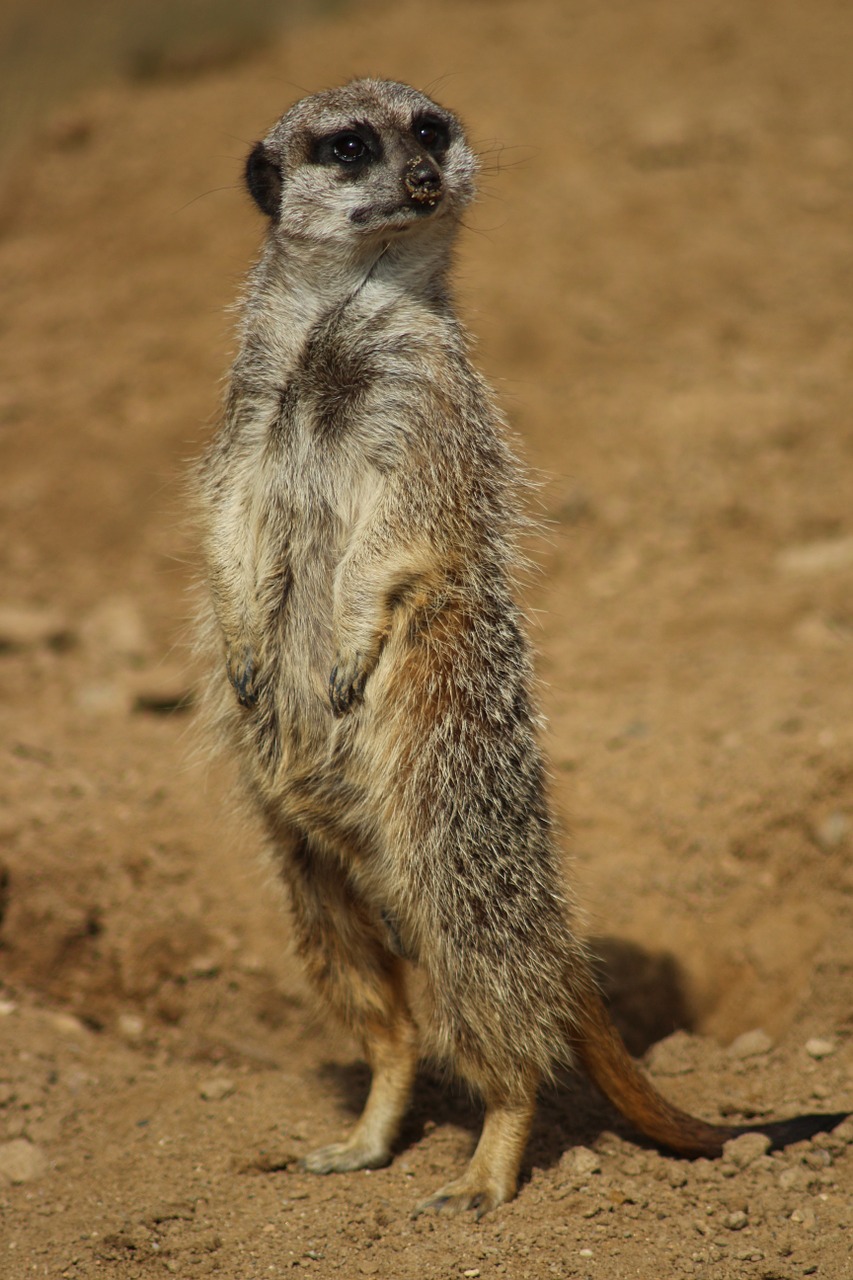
303;1013;418;1176
413;1174;510;1220
329;652;368;716
300;1136;391;1174
413;1089;535;1220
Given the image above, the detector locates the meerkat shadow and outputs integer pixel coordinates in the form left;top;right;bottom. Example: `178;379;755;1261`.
315;935;696;1173
588;935;697;1058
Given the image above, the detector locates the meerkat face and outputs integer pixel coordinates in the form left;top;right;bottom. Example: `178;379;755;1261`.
244;79;477;245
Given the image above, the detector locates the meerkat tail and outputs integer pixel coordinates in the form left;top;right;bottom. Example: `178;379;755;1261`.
573;987;849;1157
572;987;732;1156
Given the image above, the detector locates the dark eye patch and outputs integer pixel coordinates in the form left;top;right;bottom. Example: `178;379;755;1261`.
310;122;382;169
412;114;451;157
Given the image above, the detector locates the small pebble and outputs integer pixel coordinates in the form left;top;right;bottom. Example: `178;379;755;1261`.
776;535;853;575
0;1139;48;1184
805;1038;835;1060
723;1132;771;1169
126;667;194;714
559;1145;601;1181
117;1013;145;1043
646;1030;700;1075
724;1210;749;1231
199;1078;235;1102
48;1012;87;1036
0;605;72;651
830;1117;853;1145
813;812;849;850
728;1029;773;1060
779;1167;808;1191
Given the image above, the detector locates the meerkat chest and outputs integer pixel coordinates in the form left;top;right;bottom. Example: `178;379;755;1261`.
257;294;427;512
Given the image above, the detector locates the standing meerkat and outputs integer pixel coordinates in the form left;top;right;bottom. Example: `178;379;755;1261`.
197;78;844;1217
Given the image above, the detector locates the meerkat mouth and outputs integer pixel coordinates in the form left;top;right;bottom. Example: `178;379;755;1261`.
349;198;445;230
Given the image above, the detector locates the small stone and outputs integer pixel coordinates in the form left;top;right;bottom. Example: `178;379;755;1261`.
75;681;127;715
199;1077;235;1101
724;1211;749;1231
646;1030;698;1075
48;1012;87;1036
779;1167;808;1191
117;1013;145;1043
0;1139;48;1184
830;1117;853;1145
728;1029;773;1060
148;1199;195;1224
559;1146;601;1181
463;1271;481;1277
723;1133;772;1169
126;667;194;714
804;1038;835;1060
0;605;72;651
578;1249;594;1259
80;597;147;660
0;1001;17;1016
777;536;853;575
813;812;849;851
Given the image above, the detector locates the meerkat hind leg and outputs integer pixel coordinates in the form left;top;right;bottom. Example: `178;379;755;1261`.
414;1086;537;1219
301;1011;418;1174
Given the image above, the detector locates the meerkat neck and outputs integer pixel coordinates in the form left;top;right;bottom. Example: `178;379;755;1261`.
259;227;455;313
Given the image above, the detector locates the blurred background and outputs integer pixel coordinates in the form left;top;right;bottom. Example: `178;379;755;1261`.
0;0;338;163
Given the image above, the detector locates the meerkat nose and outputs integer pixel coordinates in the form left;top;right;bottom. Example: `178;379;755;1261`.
404;156;443;206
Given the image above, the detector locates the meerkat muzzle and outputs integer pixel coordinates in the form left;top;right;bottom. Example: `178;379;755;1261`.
404;155;443;207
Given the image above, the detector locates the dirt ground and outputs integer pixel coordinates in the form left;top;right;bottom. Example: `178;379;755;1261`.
1;0;852;1276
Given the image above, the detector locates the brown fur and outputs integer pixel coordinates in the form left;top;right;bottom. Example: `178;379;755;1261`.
196;79;845;1217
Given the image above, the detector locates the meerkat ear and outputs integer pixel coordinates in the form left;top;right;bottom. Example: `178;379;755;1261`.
245;141;282;219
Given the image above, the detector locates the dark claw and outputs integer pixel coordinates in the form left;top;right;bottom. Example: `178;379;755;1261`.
329;658;367;717
227;648;258;708
411;1195;450;1219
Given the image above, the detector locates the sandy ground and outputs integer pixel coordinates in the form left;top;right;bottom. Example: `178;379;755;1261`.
1;1;852;1276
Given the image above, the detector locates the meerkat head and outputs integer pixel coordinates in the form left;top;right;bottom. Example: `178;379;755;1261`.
244;79;477;246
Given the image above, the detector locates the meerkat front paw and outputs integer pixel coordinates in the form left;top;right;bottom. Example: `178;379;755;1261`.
329;652;369;716
226;646;258;708
300;1137;391;1174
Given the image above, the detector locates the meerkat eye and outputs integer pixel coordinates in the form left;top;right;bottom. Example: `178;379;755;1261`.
311;128;378;169
332;133;368;163
413;117;450;156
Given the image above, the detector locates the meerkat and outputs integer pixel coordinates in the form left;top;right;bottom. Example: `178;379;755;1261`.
196;78;845;1217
